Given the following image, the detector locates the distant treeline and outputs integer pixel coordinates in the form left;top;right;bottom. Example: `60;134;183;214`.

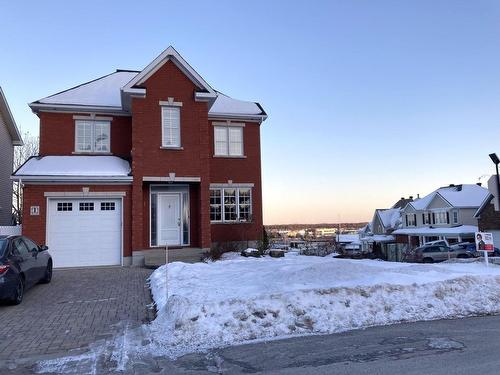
265;223;368;231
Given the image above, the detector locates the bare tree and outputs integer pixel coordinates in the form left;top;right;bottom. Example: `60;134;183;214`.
12;131;39;224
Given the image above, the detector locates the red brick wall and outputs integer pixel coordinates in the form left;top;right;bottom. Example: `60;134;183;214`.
38;112;132;158
209;121;263;243
130;60;211;249
478;201;500;231
22;184;132;257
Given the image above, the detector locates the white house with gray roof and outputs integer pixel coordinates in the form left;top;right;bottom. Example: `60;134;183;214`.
393;183;491;247
0;87;23;225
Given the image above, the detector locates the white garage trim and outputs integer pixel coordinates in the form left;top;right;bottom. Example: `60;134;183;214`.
44;191;126;197
45;195;125;268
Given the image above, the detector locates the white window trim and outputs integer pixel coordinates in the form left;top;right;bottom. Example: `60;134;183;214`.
160;104;182;148
452;210;459;224
406;213;416;227
210;187;252;224
213;123;245;157
74;119;111;154
433;210;448;225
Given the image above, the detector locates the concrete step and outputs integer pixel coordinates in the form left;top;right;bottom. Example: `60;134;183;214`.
143;248;206;268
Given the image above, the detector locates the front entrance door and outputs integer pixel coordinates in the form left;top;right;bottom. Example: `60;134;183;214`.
158;194;181;246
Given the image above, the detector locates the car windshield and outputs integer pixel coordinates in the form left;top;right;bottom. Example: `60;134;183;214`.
0;239;7;258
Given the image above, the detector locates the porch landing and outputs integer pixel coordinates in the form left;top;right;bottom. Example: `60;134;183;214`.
142;248;206;268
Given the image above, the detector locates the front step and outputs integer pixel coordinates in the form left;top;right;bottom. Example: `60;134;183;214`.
142;248;206;268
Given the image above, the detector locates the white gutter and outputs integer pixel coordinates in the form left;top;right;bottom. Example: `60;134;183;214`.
29;103;129;115
10;175;133;183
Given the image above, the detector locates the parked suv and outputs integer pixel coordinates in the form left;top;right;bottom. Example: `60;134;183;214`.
406;244;473;263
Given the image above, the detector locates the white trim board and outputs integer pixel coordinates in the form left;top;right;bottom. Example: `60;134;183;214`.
44;192;127;198
143;176;201;183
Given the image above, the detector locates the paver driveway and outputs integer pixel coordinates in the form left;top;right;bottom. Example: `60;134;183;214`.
0;267;153;361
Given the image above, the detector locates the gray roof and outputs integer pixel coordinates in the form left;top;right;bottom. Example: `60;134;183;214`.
0;87;23;145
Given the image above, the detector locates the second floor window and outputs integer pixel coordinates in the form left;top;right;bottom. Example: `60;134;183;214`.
161;106;181;147
75;120;110;153
214;125;244;157
406;214;416;227
433;211;448;224
452;210;459;224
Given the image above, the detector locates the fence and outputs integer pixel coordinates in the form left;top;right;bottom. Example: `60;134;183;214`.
0;225;22;236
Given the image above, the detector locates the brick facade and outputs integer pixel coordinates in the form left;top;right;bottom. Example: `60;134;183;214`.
478;200;500;231
23;59;264;257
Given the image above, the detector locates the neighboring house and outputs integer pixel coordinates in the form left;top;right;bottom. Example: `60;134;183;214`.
474;175;500;246
0;87;23;225
392;184;491;247
359;196;412;261
12;46;267;268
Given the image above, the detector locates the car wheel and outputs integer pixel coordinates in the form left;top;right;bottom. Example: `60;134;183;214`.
10;277;24;305
422;258;433;263
40;261;53;284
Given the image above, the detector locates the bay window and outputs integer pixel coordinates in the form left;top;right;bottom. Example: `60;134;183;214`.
75;120;110;153
210;187;252;223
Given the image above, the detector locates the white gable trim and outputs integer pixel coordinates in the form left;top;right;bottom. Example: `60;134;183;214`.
123;46;216;96
427;192;453;209
0;87;23;145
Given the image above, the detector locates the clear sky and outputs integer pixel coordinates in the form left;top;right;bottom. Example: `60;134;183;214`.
1;1;500;224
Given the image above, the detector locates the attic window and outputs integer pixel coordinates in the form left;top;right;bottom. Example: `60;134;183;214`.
75;120;110;153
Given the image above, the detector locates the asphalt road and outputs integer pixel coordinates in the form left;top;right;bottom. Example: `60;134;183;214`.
5;314;500;374
159;314;500;374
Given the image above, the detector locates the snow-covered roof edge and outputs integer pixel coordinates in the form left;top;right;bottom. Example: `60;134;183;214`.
123;46;215;95
12;155;132;183
0;87;23;145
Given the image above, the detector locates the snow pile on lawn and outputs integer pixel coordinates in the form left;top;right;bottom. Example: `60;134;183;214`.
147;253;500;357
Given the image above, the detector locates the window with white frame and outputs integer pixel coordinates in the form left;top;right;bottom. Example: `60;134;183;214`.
75;120;110;153
210;187;252;223
433;211;448;224
452;210;459;224
214;125;244;156
423;212;431;225
406;214;416;227
161;106;181;147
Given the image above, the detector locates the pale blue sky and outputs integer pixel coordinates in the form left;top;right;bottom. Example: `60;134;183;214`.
1;1;500;224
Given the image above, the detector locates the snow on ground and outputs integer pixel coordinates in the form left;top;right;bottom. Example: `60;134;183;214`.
147;253;500;357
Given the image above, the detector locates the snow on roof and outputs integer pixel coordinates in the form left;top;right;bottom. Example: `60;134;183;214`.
362;235;396;243
392;225;478;236
14;156;131;177
438;184;490;208
32;66;265;118
209;92;264;116
35;71;138;108
377;208;401;230
337;234;360;243
409;184;490;210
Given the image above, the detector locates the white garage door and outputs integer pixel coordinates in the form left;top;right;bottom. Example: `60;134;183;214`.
47;198;122;268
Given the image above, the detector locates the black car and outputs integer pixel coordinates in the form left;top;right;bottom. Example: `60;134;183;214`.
0;235;52;305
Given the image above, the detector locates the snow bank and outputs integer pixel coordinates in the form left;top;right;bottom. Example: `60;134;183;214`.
147;255;500;357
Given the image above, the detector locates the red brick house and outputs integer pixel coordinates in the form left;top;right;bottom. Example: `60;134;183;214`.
13;47;267;267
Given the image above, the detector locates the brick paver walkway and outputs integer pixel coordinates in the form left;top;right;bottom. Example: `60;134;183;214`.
0;267;153;360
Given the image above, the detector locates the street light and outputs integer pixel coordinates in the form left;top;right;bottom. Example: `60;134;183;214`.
489;153;500;207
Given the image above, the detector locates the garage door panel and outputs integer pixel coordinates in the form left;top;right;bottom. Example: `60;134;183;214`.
47;199;122;268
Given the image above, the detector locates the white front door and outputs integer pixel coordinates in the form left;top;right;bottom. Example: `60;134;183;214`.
158;194;181;246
